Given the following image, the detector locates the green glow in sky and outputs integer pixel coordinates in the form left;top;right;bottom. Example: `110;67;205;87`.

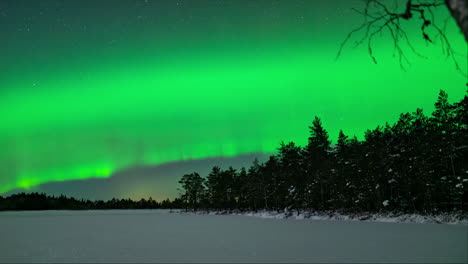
0;0;466;196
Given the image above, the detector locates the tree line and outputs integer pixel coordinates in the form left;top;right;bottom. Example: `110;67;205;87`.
1;90;466;213
0;192;183;211
178;90;468;214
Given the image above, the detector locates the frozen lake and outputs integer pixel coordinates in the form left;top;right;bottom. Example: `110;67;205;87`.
0;210;466;263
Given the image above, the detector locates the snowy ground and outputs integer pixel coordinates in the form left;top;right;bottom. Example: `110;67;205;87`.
177;209;468;225
0;210;466;263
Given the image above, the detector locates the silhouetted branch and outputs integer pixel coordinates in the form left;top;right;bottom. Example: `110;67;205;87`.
337;0;466;75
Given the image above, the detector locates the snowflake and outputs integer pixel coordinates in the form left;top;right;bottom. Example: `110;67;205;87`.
382;200;389;207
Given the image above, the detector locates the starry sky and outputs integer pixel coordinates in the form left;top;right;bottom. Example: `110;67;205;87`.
0;0;466;200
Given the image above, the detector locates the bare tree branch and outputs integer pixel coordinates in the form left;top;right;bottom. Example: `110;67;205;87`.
337;0;467;76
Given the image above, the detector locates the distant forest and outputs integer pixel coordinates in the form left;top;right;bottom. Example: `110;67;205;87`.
1;90;467;213
178;90;467;214
0;192;183;211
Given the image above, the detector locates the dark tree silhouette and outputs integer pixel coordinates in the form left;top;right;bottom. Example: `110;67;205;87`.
0;192;181;211
338;0;467;73
178;172;205;211
304;116;331;210
3;90;467;214
175;90;467;215
277;142;303;211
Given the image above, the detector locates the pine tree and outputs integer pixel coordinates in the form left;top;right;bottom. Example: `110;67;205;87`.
334;130;350;209
303;116;331;210
277;142;303;212
430;90;459;211
247;158;264;210
178;172;206;210
206;166;223;209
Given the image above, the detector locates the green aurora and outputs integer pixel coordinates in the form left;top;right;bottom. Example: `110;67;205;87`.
0;0;466;198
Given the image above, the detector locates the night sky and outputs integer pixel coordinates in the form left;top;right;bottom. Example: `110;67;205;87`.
1;0;466;200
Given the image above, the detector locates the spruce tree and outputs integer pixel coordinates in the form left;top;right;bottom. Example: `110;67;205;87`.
303;116;331;210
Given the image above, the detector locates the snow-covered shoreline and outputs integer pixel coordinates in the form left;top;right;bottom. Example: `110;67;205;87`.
2;210;466;262
171;209;468;225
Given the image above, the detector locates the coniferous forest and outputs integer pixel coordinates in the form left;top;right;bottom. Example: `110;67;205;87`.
1;90;467;214
177;90;468;214
0;192;183;211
